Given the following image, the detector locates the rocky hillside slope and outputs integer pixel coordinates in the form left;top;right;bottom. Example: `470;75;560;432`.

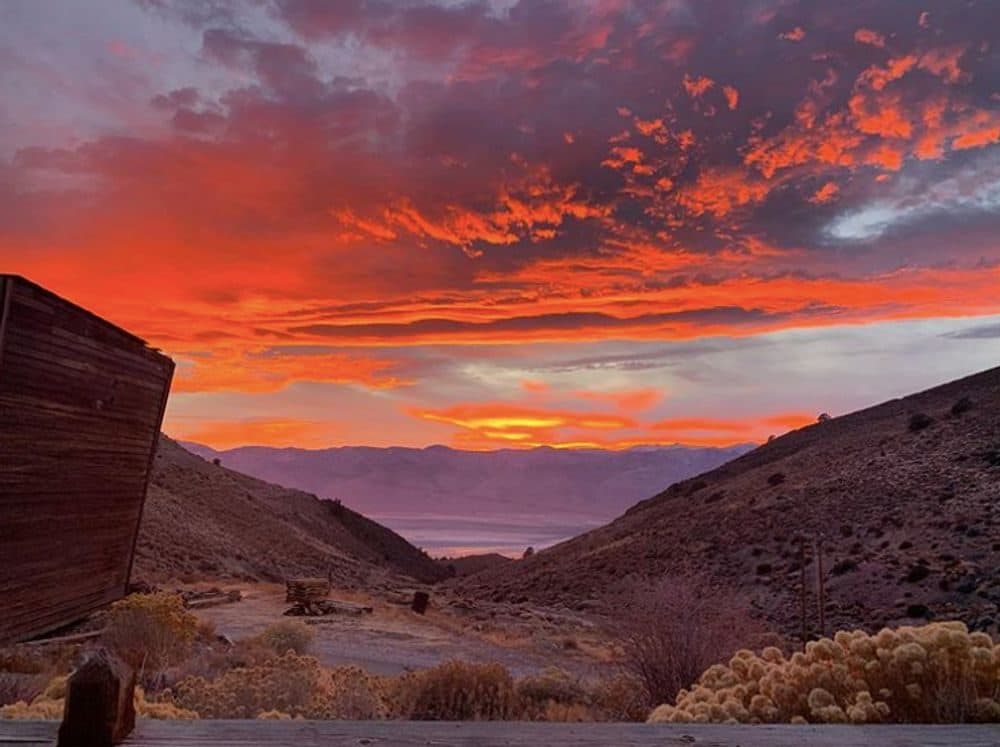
454;366;1000;636
134;438;446;585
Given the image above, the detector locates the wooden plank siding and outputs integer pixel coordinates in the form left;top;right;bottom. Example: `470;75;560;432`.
1;720;999;747
0;275;174;644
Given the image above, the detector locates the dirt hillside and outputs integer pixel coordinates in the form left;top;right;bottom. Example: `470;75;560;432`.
134;437;446;585
454;366;1000;636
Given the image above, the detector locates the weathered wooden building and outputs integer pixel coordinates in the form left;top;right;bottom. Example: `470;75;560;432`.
0;275;174;644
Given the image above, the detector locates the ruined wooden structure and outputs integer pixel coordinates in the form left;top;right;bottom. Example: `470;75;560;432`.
0;275;174;644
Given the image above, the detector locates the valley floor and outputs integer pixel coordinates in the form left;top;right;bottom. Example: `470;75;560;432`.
188;581;613;678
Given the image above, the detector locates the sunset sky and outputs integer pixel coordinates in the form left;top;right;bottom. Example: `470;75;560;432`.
3;0;999;450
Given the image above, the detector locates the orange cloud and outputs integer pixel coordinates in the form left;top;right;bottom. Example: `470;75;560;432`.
170;417;340;449
919;46;966;84
854;28;886;47
574;388;664;412
683;74;715;98
677;168;770;217
779;27;806;42
172;349;411;394
809;181;840;204
723;85;739;111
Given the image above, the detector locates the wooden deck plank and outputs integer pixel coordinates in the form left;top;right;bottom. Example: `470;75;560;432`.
1;720;998;746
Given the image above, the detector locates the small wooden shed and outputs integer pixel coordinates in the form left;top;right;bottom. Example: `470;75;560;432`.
0;275;174;644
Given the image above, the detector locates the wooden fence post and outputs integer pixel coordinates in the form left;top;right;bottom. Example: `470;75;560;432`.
57;648;135;747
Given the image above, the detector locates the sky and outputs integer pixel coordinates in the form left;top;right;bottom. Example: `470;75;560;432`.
2;0;999;450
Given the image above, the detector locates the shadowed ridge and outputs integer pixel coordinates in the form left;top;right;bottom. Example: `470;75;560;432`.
135;437;447;585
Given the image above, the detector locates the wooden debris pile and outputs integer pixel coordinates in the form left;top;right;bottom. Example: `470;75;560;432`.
285;578;331;604
284;577;373;617
284;599;374;618
180;588;242;610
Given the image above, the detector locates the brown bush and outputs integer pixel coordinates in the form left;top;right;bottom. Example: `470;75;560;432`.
402;661;518;720
615;575;766;708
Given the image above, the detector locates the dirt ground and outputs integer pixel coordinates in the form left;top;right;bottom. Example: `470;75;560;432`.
189;582;615;678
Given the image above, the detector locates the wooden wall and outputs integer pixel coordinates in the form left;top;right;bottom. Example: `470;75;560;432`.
0;275;174;644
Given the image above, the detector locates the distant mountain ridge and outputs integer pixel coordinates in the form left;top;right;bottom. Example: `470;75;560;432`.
177;442;754;523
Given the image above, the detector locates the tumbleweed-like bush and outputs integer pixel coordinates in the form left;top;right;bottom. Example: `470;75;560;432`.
649;622;1000;724
616;575;765;708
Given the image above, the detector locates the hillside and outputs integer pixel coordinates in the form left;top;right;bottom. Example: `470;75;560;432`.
134;438;446;585
179;442;751;524
454;366;1000;636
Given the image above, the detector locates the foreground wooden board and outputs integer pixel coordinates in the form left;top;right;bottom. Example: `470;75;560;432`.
1;720;998;746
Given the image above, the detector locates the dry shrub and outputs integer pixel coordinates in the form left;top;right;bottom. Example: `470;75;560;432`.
617;575;764;708
0;673;46;709
1;673;197;721
517;668;590;721
169;652;325;719
402;660;518;720
256;620;314;656
103;593;198;686
649;621;1000;724
317;666;386;719
591;672;650;722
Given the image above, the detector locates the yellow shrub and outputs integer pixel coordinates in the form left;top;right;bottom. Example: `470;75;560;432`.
0;677;197;721
169;652;326;718
103;593;198;681
648;622;1000;724
257;620;314;656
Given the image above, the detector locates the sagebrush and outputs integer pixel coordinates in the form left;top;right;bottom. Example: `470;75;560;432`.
102;593;198;686
649;621;1000;724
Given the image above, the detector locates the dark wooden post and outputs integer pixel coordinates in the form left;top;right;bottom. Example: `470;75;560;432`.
412;591;430;614
57;648;136;747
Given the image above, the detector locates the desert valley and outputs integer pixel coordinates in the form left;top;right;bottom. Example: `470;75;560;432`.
3;365;998;729
3;0;1000;744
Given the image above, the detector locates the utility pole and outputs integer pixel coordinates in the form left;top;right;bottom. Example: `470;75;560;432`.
798;537;808;650
815;536;826;639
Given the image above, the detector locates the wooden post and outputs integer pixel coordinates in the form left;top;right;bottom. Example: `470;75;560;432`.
412;591;430;615
57;648;135;747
